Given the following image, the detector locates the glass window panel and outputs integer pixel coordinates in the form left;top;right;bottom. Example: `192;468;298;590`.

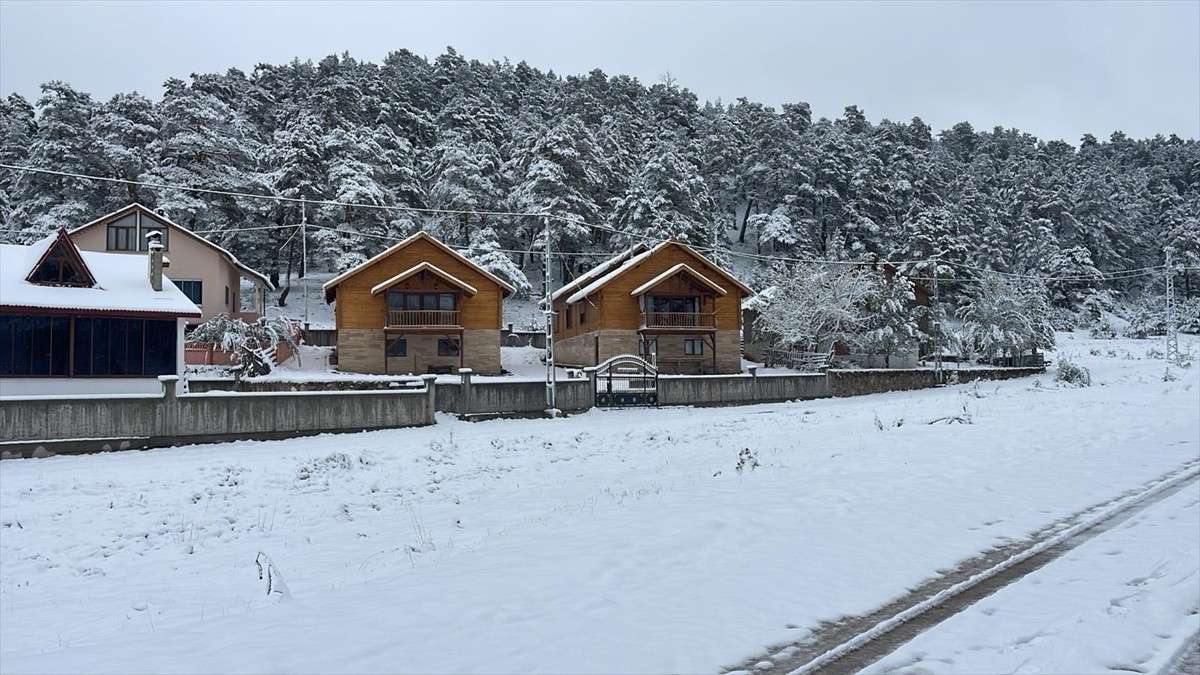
92;318;111;375
8;316;32;375
0;316;14;375
28;317;51;375
49;317;69;375
143;320;176;375
174;280;202;305
439;293;455;311
423;294;438;310
437;339;460;356
386;337;407;357
73;317;92;376
405;294;421;310
387;292;404;310
108;319;134;375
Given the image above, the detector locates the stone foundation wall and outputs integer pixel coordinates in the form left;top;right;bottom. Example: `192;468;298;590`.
337;329;502;375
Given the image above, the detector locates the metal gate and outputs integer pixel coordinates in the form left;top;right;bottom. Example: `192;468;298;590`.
593;354;658;407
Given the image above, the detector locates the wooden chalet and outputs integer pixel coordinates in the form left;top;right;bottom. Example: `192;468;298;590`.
323;232;515;375
552;239;753;374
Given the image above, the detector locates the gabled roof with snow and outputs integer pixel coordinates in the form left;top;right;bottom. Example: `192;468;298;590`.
629;263;728;298
563;240;753;305
69;203;274;290
369;262;479;297
551;243;650;302
0;235;202;317
323;231;516;303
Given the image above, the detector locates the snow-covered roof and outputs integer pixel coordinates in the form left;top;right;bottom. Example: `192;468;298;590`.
369;262;479;297
564;247;659;304
629;263;728;298
741;286;776;313
68;203;274;291
323;231;516;303
564;240;754;305
0;236;202;317
551;243;649;302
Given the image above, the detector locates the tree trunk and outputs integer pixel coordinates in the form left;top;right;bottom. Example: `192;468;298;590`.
737;198;755;245
279;236;296;307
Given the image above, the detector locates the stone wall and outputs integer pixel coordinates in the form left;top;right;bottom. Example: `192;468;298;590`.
335;329;501;375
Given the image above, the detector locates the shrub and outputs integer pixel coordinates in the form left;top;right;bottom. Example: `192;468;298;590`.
1055;356;1092;387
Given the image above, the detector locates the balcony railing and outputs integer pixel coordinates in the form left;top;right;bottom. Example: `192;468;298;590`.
640;311;717;329
387;310;461;327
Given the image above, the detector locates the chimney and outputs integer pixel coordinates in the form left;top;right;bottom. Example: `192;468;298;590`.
146;230;164;292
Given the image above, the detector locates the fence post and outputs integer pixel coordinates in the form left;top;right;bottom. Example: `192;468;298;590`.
585;367;597;408
748;365;759;402
458;368;473;416
157;375;180;440
421;374;438;424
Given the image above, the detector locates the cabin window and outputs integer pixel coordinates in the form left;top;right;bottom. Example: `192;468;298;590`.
437;338;460;357
28;242;91;287
175;280;203;305
565;305;573;329
651;296;699;313
106;214;138;251
386;337;407;357
387;292;457;312
0;315;175;377
224;285;230;307
138;225;168;251
578;301;587;325
685;338;704;356
639;338;657;357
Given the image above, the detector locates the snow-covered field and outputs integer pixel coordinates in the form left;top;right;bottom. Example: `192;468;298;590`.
2;334;1198;674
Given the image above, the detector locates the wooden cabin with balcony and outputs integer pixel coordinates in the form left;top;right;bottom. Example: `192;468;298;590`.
323;232;516;375
552;239;753;374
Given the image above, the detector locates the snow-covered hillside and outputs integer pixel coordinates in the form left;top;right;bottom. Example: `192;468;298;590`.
1;334;1197;674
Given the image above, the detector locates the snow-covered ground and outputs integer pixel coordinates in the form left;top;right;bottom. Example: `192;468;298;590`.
865;484;1200;674
2;333;1197;674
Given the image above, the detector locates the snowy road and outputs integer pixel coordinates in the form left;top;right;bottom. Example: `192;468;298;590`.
863;478;1200;674
1;335;1198;674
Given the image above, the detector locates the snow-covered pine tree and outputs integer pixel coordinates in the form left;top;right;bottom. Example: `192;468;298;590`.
853;269;920;367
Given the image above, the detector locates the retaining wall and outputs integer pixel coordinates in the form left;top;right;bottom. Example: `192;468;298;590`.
658;372;829;406
1;377;435;458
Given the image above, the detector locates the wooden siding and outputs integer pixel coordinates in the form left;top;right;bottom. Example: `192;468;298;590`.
333;238;504;332
552;243;744;339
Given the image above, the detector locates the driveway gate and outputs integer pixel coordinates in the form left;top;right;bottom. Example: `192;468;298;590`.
593;354;658;407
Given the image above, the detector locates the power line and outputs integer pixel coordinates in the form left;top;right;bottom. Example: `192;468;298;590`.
0;162;1180;284
0;163;576;223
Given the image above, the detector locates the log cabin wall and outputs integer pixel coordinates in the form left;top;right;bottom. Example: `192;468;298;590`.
551;243;747;374
332;236;506;375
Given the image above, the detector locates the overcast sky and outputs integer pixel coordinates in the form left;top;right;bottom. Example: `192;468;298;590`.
1;0;1197;143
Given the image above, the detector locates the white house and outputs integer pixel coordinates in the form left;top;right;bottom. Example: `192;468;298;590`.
0;228;201;397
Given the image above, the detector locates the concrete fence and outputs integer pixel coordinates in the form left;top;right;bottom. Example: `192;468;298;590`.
657;369;830;406
1;375;435;458
2;366;1045;458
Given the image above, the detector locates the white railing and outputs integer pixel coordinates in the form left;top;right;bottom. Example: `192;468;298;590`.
387;310;460;327
641;311;716;329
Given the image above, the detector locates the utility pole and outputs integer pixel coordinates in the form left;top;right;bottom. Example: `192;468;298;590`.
301;196;309;327
543;216;558;416
930;255;942;382
1165;247;1179;366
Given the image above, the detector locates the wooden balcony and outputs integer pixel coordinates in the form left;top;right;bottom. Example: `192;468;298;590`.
387;310;461;329
640;311;717;331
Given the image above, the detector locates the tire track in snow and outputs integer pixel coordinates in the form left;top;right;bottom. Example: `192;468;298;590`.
724;459;1200;675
